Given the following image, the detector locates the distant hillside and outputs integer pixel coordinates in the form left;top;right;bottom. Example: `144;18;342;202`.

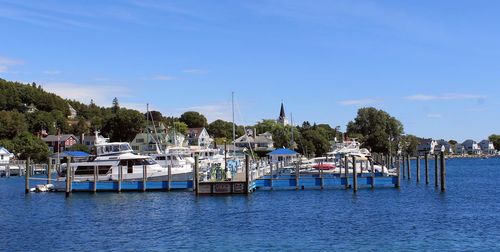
0;78;70;115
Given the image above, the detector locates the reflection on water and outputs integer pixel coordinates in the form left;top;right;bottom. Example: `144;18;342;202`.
1;157;500;251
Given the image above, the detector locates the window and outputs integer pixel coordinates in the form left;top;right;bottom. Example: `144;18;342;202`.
136;138;144;143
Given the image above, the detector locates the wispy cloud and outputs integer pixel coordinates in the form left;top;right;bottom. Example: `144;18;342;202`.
406;93;486;101
152;75;176;81
0;55;24;73
339;98;381;106
42;82;131;106
42;70;61;75
174;103;231;122
426;113;443;118
182;68;209;75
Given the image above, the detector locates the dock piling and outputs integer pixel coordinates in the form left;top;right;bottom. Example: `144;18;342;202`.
402;155;406;179
93;165;97;193
425;153;429;185
406;154;411;180
396;155;401;188
245;155;250;194
270;163;273;190
344;156;349;189
142;164;147;192
168;165;172;192
352;156;358;192
434;154;439;187
194;155;199;195
65;157;71;197
295;161;299;190
370;158;375;188
416;155;420;183
25;157;30;194
118;165;122;192
47;158;52;184
440;152;446;191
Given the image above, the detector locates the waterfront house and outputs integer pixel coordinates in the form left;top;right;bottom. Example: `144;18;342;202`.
434;139;454;154
187;128;212;147
462;140;482;155
42;134;78;152
234;131;274;151
418;139;438;155
130;123;187;154
478;140;496;155
268;148;298;165
68;104;77;119
0;147;13;165
454;144;466;155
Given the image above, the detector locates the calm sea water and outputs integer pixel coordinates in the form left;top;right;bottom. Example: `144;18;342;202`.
1;158;499;251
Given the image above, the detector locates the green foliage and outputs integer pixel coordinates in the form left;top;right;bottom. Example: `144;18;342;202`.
71;117;89;135
68;143;90;153
448;140;458;146
489;135;500;151
0;139;15;151
400;135;420;156
12;132;50;162
173;121;188;135
0;78;69;115
298;124;331;157
180;111;207;128
0;110;28;139
207;119;239;141
346;107;404;153
112;97;120;113
102;108;145;142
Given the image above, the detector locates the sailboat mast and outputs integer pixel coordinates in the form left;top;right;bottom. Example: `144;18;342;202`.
232;91;236;156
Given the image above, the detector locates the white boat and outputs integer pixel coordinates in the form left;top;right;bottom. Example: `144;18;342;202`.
54;132;190;190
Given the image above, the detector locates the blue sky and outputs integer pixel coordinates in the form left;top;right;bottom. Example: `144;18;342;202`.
0;0;498;142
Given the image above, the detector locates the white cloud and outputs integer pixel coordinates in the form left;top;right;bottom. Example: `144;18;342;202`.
0;56;24;73
426;113;443;118
152;75;176;81
172;103;232;122
182;68;209;74
42;82;131;106
406;93;486;101
42;70;61;75
339;98;380;106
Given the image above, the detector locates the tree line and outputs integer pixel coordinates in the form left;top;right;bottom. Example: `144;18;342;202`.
1;78;497;162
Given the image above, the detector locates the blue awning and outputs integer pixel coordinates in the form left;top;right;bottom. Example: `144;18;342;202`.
51;151;90;158
267;148;298;156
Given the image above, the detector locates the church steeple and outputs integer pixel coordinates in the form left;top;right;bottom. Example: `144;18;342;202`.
277;102;288;126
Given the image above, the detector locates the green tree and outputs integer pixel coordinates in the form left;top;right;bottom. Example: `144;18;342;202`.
0;110;28;139
102;108;145;142
179;111;207;128
71;117;89;136
112;97;120;113
400;135;420;156
489;135;500;151
346;107;404;153
68;143;90;153
172;121;188;135
207;119;236;140
25;111;56;134
12;132;50;162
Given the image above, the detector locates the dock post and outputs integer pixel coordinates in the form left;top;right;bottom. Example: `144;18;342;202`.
424;153;429;185
406;154;411;180
416;155;420;183
440;152;446;191
118;165;122;192
396;155;401;188
93;165;98;193
402;155;406;179
168;165;172;192
142;164;147;192
352;156;358;192
320;167;324;190
25;157;30;194
270;163;273;190
65;157;71;197
295;161;299;190
370;157;375;188
245;155;250;194
344;156;349;189
434;154;439;187
47;157;52;184
194;155;199;195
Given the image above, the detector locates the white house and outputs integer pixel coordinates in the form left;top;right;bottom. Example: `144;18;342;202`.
267;148;299;165
234;131;274;151
434;139;454;154
0;147;14;165
478;140;496;155
187;128;213;147
462;140;482;155
418;139;438;155
130;123;187;154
